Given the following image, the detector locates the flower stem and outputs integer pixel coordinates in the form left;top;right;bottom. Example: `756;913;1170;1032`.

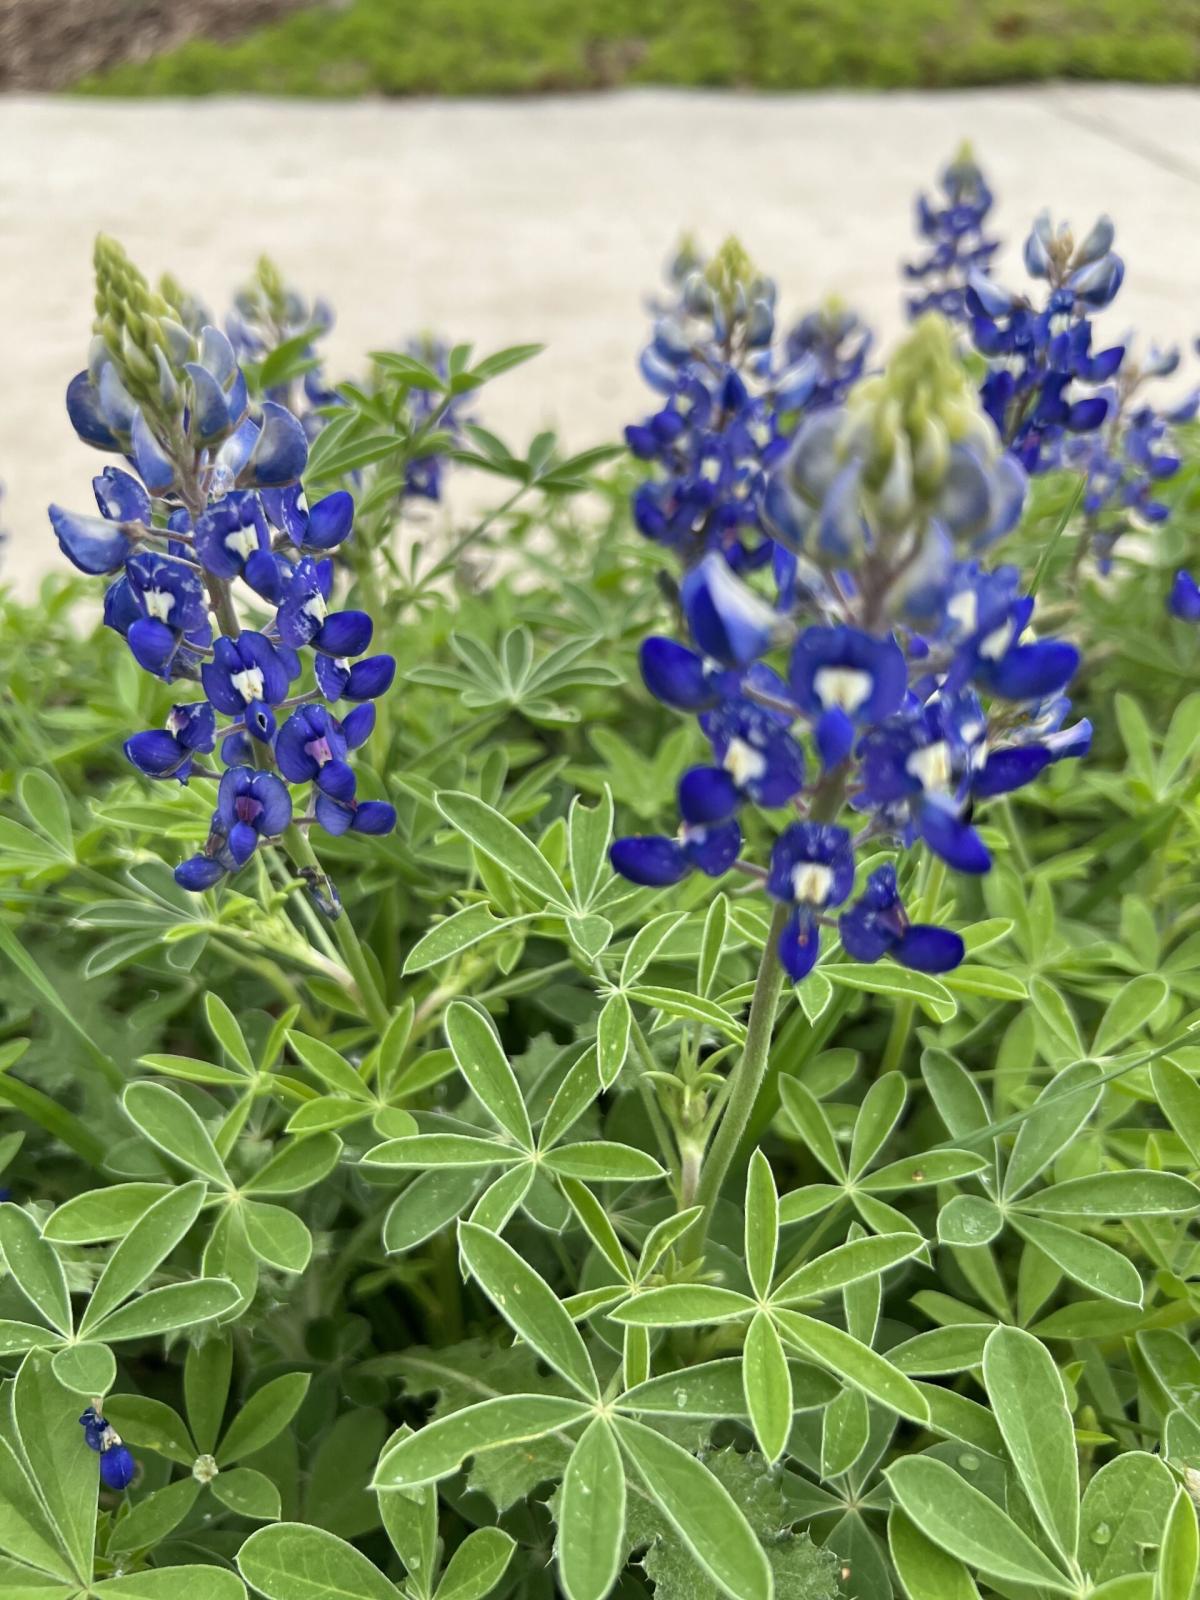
283;824;391;1035
687;899;790;1256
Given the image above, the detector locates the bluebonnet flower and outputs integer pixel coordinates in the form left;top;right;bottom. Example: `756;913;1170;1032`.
966;211;1125;473
50;237;396;905
612;315;1088;982
610;818;741;887
79;1406;136;1491
625;237;836;574
226;256;338;438
839;863;964;972
904;144;1000;322
784;301;872;409
767;823;855;980
176;768;294;889
125;702;216;782
1063;343;1199;573
395;336;475;501
275;703;395;835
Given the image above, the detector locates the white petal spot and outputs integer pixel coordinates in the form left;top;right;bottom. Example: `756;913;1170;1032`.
907;740;953;793
231;666;265;704
144;588;175;623
791;862;834;905
946;589;978;636
724;737;767;787
814;665;873;714
226;525;259;561
978;620;1016;661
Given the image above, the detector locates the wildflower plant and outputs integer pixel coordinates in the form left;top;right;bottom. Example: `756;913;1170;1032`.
903;142;1000;322
51;237;398;918
3;175;1200;1600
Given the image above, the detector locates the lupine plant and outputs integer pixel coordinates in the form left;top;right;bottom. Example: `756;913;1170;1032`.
1;158;1200;1600
902;143;999;323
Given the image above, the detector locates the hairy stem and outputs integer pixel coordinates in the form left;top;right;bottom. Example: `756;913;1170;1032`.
687;899;790;1256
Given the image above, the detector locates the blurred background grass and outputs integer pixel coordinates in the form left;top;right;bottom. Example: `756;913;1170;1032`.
69;0;1200;97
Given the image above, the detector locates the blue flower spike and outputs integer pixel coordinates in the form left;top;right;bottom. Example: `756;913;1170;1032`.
612;305;1089;982
49;237;396;907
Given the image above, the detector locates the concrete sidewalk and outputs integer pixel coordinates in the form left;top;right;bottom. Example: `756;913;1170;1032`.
3;86;1199;595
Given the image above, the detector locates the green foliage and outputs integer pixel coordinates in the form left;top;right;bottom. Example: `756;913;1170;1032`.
5;265;1200;1600
77;0;1200;97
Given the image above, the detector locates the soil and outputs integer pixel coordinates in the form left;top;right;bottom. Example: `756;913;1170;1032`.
0;0;319;91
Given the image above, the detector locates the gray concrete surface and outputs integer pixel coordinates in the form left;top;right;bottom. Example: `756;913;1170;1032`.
3;86;1200;595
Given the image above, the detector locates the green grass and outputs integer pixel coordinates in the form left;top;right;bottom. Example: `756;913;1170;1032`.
77;0;1200;97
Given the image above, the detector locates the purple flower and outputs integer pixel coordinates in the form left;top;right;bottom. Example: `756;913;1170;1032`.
839;863;964;972
610;819;741;886
767;822;855;981
790;626;907;769
175;767;292;890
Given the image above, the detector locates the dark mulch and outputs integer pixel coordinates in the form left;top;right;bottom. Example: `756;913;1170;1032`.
0;0;320;90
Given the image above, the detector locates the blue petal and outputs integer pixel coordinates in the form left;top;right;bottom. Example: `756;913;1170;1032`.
66;371;118;450
216;415;260;485
314;611;373;658
919;803;991;874
127;618;181;679
93;466;151;525
245;548;285;602
1066;397;1109;433
610;836;689;886
683;819;741;876
838;904;892;963
345;655;395;701
983;640;1079;701
98;363;138;436
1169;570;1200;622
199;325;238;388
131;410;177;493
175;855;226;891
681;553;775;668
315;792;355;836
640;637;717;710
1069;253;1124;308
815;707;854;770
316;759;356;802
185;362;234;445
49;505;130;575
306;491;354;549
124;729;187;779
974;745;1052;797
936;446;992;541
678;765;741;825
228;821;259;865
778;910;820;981
274;712;317;782
342;703;376;748
250;772;293;836
244;402;309;488
895;924;965;972
99;1446;137;1491
351;800;397;835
